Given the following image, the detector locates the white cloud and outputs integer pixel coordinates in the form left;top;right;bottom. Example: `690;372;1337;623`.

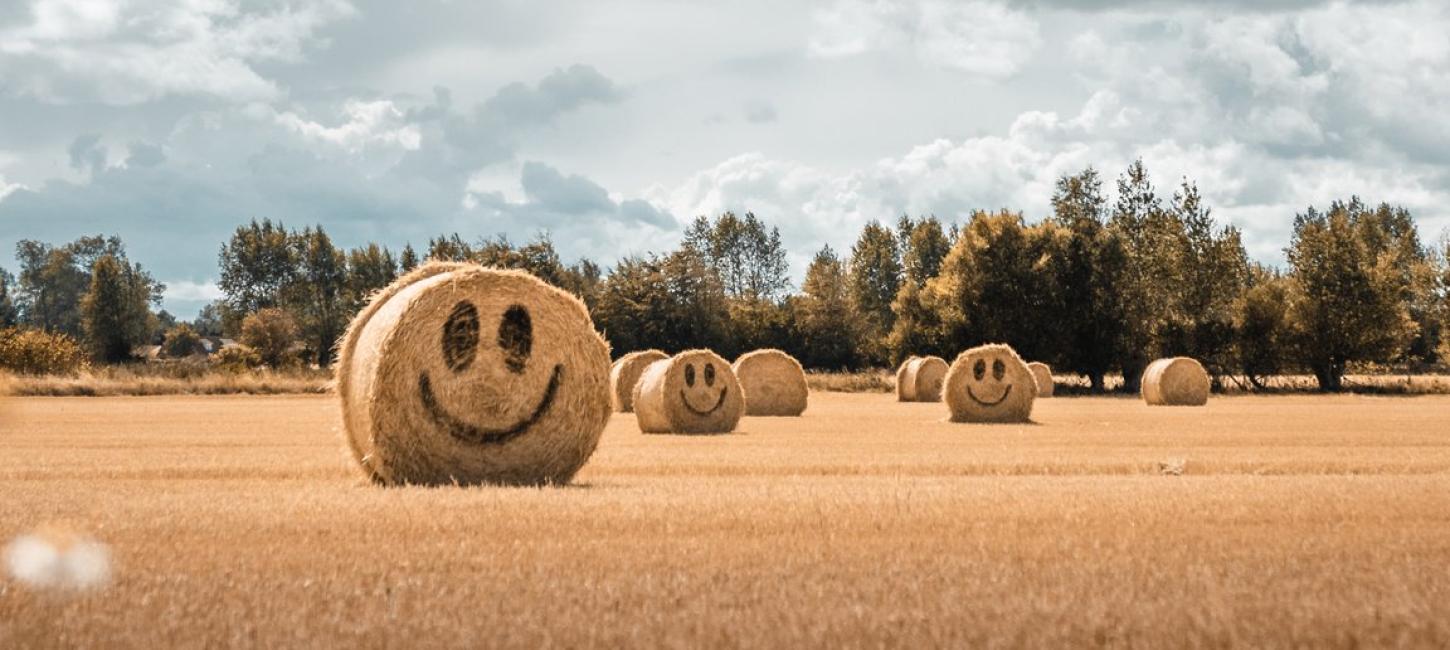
808;0;1040;78
164;279;223;302
270;99;422;154
0;173;22;202
0;0;356;104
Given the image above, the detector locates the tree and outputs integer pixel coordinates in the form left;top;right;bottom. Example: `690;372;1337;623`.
218;219;295;334
80;254;158;363
682;212;790;302
792;246;859;369
162;323;204;358
1234;266;1290;389
848;221;902;364
1108;160;1181;392
240;308;300;369
1164;178;1249;382
345;243;398;311
1049;167;1127;391
193;301;225;337
285;226;348;366
427;233;473;262
0;268;17;328
15;241;88;335
399;244;420;272
594;251;731;355
1284;199;1419;391
898;215;952;287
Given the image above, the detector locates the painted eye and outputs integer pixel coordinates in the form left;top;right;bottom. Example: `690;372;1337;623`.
704;363;716;387
973;360;986;381
497;304;532;374
685;364;697;387
442;301;480;372
992;359;1006;381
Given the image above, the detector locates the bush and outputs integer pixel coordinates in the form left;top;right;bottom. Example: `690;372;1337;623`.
211;345;263;372
0;328;88;375
240;308;300;368
162;323;204;358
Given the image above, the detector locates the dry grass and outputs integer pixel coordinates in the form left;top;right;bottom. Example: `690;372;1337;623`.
3;393;1450;647
806;369;895;393
2;365;331;397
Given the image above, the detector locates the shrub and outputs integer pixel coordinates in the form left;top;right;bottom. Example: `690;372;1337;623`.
162;323;204;358
240;308;299;368
211;344;263;372
0;328;88;375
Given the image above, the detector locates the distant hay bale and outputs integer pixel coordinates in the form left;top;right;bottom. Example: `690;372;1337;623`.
610;349;668;412
1027;362;1054;398
1141;357;1210;406
732;349;808;416
336;262;612;486
633;349;743;434
943;344;1035;423
896;356;948;402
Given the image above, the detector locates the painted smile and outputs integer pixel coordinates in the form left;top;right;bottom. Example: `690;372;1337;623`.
419;364;563;445
967;384;1011;407
680;387;728;416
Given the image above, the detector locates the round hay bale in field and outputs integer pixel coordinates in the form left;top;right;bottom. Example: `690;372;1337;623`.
1027;362;1054;398
336;262;612;486
943;344;1035;423
897;356;948;402
633;349;743;434
895;356;920;401
610;349;668;412
732;349;808;416
1141;357;1210;406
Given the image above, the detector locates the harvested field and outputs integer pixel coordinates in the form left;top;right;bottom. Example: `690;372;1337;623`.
3;393;1450;647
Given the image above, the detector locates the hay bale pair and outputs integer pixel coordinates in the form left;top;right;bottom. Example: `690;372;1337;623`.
896;356;947;402
610;350;668;412
632;348;808;433
337;263;612;487
1027;362;1054;398
1141;357;1210;406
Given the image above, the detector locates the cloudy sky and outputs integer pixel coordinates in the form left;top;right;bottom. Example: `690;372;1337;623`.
2;0;1448;317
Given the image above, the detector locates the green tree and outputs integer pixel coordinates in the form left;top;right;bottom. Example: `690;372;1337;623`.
80;254;158;363
284;227;348;366
218;219;296;335
1163;179;1249;382
15;241;88;335
426;233;474;262
1109;160;1182;392
682;212;790;302
192;301;225;337
848;220;902;364
1050;167;1127;391
1284;199;1419;391
792;246;859;369
162;323;204;358
0;268;18;328
898;215;952;287
344;243;398;311
399;244;420;272
1234;266;1290;390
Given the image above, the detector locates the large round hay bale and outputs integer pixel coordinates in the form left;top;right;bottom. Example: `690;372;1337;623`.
633;349;743;434
732;349;808;416
1141;357;1210;406
895;356;920;401
1027;361;1054;398
336;262;612;486
610;349;668;412
943;344;1035;423
897;356;948;402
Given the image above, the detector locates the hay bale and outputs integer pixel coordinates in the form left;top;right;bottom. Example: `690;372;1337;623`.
610;349;668;412
1027;361;1055;398
633;349;743;434
1141;357;1210;406
895;356;920;401
897;356;948;402
943;344;1035;423
732;349;808;416
336;262;612;486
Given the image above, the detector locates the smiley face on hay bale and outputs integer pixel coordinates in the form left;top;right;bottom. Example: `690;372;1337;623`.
336;262;612;486
1027;361;1054;398
732;349;808;416
943;344;1035;423
1141;357;1210;406
896;355;948;402
610;349;668;412
633;350;743;434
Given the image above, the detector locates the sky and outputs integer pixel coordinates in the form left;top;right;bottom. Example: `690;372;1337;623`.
2;0;1448;317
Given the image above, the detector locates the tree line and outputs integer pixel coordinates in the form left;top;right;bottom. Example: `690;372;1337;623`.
3;160;1447;391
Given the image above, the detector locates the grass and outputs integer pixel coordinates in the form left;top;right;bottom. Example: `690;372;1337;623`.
2;393;1450;647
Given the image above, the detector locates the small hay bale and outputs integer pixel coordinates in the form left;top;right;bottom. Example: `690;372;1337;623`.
336;262;612;486
1027;361;1054;398
897;355;948;402
610;349;668;412
732;348;808;416
1141;357;1210;406
943;344;1035;423
633;349;743;434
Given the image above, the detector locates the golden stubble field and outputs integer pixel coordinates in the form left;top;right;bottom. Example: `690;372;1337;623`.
2;393;1450;648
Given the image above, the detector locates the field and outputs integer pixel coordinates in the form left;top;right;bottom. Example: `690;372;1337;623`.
3;393;1450;648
